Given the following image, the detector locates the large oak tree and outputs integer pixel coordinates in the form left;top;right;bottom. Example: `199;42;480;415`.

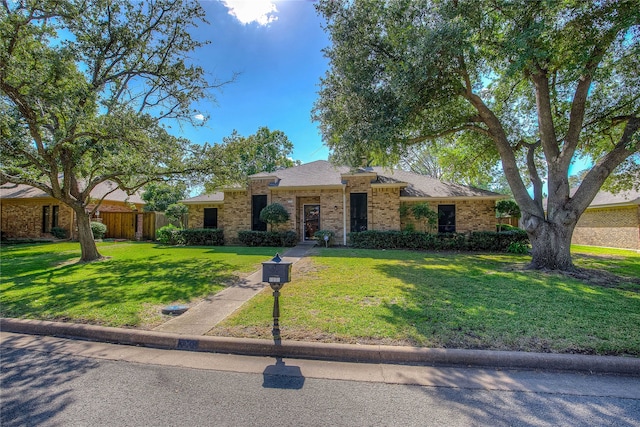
314;0;639;271
1;0;223;261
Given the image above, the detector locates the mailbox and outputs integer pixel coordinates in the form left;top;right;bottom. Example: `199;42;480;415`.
262;253;292;284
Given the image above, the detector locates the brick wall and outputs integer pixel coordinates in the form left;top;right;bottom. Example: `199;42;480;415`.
219;190;250;244
186;204;224;229
371;187;401;231
1;199;74;239
400;199;496;233
572;205;640;250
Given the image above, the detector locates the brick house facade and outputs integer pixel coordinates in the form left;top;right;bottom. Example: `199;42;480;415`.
571;190;640;250
183;161;506;245
0;181;152;240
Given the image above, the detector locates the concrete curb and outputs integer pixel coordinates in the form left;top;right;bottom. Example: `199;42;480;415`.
3;318;639;375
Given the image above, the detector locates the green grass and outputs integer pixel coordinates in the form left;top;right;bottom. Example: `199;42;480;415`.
211;246;640;356
2;242;638;356
0;242;282;328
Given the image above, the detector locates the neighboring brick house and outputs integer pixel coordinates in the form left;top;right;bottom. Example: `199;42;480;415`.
572;189;640;250
183;160;505;245
0;181;154;240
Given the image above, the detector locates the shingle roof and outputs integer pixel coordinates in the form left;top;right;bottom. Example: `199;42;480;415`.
252;160;350;187
587;189;640;207
250;160;505;199
0;180;145;204
370;167;504;199
181;192;224;204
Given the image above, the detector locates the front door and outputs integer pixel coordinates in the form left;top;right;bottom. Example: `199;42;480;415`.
304;205;320;240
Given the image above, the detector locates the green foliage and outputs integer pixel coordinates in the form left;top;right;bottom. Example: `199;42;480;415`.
142;182;187;212
50;227;68;239
204;127;299;191
507;241;530;254
156;224;184;245
314;230;335;246
314;0;640;270
411;203;438;232
496;200;521;218
259;203;290;229
348;230;529;252
237;230;298;247
0;0;222;261
165;203;189;227
90;222;107;239
157;228;224;246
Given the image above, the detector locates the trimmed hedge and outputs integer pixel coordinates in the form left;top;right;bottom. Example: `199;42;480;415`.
238;230;298;247
180;228;224;246
156;226;224;246
348;229;529;253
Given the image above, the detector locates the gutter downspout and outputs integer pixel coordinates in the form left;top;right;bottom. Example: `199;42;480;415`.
343;184;347;246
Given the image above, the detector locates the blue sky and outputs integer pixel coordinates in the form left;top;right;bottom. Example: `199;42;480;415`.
172;0;331;163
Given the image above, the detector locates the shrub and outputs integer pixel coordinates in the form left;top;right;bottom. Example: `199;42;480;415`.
156;224;184;245
349;229;530;253
180;228;224;246
238;230;298;247
507;241;530;254
51;227;68;239
90;221;107;239
314;229;335;246
259;203;290;230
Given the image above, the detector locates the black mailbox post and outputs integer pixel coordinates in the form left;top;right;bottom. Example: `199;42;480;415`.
261;254;292;340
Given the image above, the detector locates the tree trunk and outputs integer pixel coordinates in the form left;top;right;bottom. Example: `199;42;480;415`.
524;214;576;271
75;207;103;262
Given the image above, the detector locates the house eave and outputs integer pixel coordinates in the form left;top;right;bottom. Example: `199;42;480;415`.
269;184;346;192
400;195;507;201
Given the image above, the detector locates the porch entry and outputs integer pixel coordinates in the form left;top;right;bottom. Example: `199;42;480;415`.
303;205;320;240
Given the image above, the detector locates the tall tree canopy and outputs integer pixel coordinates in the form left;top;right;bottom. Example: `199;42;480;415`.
141;182;187;212
204;126;299;191
314;0;639;271
1;0;223;261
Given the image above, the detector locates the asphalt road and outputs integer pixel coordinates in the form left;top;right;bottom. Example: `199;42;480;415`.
1;333;639;427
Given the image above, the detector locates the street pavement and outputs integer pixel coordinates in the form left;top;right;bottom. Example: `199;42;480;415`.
2;332;639;427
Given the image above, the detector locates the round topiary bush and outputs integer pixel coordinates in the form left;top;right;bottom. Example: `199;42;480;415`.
90;221;107;239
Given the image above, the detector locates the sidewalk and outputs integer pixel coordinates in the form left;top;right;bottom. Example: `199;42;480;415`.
153;241;317;335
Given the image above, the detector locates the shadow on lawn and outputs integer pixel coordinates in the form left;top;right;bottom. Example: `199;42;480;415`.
315;249;640;355
0;255;238;324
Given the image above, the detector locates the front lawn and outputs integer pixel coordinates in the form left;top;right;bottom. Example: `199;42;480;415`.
2;241;638;356
0;242;280;328
210;246;640;356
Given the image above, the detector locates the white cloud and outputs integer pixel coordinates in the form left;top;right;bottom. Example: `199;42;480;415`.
222;0;278;26
194;113;205;121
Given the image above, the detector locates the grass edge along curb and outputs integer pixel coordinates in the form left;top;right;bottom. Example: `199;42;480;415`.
2;318;639;376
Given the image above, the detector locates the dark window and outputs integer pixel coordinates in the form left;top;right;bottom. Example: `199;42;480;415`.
52;206;59;228
42;206;51;233
252;195;268;231
350;193;368;232
203;208;218;229
438;204;456;233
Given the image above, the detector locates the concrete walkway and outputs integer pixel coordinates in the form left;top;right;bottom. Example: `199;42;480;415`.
153;241;317;335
